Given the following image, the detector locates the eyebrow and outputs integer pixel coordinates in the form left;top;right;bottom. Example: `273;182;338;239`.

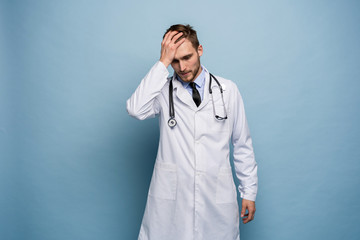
173;53;193;61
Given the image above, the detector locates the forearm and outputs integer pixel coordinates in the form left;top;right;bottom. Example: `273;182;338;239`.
233;135;258;201
126;61;169;120
231;87;258;201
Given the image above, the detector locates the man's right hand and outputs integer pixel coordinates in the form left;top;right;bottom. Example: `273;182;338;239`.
160;31;186;68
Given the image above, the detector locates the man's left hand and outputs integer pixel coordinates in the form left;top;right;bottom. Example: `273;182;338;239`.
241;199;256;224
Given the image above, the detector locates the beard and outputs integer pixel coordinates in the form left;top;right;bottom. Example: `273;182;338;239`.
177;58;202;82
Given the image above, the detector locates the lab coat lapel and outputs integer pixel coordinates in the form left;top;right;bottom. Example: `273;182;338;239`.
173;76;198;111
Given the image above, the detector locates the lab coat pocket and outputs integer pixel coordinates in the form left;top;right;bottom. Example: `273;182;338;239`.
149;162;177;200
216;167;237;204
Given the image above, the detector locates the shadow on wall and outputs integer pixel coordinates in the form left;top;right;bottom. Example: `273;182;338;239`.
119;115;159;236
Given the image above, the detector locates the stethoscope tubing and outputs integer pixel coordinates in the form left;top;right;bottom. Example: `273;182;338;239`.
168;72;227;128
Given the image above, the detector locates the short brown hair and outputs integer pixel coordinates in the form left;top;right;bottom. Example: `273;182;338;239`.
163;24;200;49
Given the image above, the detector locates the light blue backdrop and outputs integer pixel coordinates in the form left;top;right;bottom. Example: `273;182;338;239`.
1;0;359;239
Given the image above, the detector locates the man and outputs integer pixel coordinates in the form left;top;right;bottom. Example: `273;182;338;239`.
127;24;258;240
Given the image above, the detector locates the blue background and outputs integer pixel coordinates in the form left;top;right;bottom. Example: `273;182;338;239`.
1;0;360;239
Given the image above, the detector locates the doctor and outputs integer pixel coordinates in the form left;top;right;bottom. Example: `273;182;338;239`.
127;24;258;240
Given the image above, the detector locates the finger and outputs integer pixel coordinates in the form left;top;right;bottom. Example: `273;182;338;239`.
171;31;184;42
241;213;249;224
162;31;178;45
247;209;254;222
251;206;256;220
242;214;252;224
242;217;250;224
174;36;186;47
164;31;179;44
164;30;177;40
240;205;246;218
244;208;255;223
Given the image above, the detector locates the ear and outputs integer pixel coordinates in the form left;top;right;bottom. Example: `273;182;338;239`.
197;44;203;57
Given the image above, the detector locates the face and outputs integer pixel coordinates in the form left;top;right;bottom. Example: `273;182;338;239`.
171;39;203;82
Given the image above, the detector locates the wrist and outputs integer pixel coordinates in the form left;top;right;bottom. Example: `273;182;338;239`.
159;58;171;68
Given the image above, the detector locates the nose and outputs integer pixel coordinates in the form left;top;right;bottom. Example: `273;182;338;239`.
179;61;186;72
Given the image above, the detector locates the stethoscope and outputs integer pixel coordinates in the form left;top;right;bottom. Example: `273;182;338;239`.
168;73;228;128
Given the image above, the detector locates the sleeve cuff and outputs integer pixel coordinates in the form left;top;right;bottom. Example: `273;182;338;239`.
240;191;257;202
157;60;169;74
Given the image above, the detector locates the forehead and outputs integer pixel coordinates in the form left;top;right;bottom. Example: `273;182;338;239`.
174;39;197;59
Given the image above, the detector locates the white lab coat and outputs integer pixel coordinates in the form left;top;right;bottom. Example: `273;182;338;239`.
126;61;258;240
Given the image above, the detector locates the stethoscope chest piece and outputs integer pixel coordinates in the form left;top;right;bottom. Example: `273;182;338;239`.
168;118;177;128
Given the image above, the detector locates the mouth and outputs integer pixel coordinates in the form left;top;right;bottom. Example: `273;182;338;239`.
180;72;191;77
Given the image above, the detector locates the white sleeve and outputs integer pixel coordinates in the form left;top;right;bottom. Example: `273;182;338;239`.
126;61;169;120
231;86;258;201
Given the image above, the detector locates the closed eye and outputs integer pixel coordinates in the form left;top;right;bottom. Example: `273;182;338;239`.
182;54;192;60
172;54;193;63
